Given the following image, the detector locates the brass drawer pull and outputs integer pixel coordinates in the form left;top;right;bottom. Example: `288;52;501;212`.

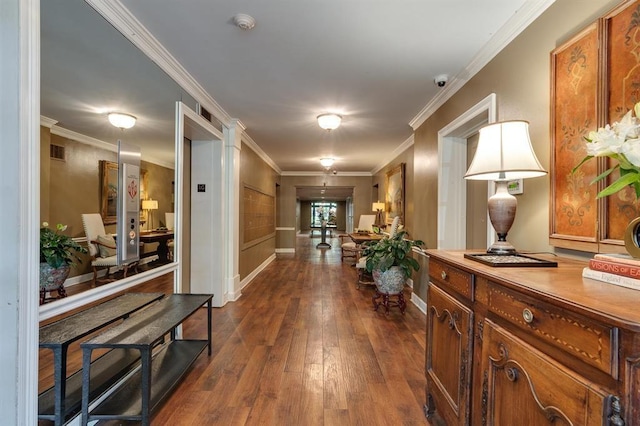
441;271;447;280
522;308;534;324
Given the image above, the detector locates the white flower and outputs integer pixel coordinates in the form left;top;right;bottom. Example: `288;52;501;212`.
585;125;624;156
42;221;49;227
574;101;640;199
621;138;640;167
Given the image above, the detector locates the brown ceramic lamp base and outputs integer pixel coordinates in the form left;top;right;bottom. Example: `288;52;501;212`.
487;180;517;254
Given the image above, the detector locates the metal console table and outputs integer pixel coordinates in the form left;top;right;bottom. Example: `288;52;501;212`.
38;292;165;425
80;293;213;426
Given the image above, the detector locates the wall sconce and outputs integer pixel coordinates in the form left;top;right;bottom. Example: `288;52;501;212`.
142;199;158;230
464;120;546;254
317;113;342;131
108;112;137;129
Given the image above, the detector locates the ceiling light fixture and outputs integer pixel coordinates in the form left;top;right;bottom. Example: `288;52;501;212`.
317;113;342;131
233;13;256;30
108;112;136;129
320;158;334;168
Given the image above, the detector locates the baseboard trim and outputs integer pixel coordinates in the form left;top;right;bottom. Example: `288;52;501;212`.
275;248;295;253
240;253;276;291
411;292;426;314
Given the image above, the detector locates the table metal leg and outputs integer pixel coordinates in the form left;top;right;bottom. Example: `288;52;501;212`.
52;346;68;426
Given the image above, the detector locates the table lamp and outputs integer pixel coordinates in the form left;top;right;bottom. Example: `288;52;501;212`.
142;199;158;231
372;201;385;227
464;120;546;254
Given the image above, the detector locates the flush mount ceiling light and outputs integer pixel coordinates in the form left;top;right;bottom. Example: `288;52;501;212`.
108;112;136;129
320;158;334;168
317;113;342;131
233;13;256;30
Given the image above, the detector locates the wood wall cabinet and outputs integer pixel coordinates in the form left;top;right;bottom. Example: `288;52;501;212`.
425;250;640;425
550;0;640;254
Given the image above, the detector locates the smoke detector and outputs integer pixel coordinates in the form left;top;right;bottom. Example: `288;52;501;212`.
233;14;256;30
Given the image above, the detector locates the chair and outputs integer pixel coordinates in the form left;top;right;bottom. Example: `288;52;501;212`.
339;234;358;263
165;212;175;261
81;213;133;287
339;214;377;263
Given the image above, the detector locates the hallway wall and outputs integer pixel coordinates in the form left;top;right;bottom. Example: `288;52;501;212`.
411;0;620;302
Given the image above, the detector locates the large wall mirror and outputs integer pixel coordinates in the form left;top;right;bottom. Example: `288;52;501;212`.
40;0;196;312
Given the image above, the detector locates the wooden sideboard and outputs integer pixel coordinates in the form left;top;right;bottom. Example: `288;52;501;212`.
424;250;640;425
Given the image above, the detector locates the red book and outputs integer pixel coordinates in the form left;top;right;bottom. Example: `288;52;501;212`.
588;257;640;280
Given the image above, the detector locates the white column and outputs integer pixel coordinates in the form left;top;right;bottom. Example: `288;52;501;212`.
1;0;40;422
224;120;242;301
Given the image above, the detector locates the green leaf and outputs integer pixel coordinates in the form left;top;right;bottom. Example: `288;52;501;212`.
571;155;594;174
597;172;640;198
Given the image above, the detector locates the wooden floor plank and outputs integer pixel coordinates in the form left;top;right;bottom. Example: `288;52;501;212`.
38;233;428;425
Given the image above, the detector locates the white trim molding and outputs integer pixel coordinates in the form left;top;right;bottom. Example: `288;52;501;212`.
240;253;276;290
275;248;296;253
280;171;372;177
371;134;414;175
409;0;555;129
411;293;427;314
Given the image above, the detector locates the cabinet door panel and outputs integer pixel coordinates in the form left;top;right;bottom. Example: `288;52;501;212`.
426;283;473;425
482;319;607;426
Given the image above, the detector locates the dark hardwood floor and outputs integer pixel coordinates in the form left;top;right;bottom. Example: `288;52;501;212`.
39;233;428;425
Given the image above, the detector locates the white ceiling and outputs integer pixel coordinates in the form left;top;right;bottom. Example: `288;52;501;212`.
41;0;553;188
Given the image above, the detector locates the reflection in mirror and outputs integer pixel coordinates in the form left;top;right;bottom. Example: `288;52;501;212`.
40;0;195;307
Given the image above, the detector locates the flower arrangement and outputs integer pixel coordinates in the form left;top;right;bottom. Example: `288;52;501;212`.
573;102;640;199
40;222;87;268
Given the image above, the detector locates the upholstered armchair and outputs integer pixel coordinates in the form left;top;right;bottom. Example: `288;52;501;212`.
81;213;133;287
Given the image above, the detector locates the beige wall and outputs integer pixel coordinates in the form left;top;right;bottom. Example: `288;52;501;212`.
239;141;279;279
410;0;619;301
373;146;414;235
40;127;174;278
278;174;374;248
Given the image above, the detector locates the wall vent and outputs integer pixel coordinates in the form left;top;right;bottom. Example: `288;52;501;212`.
196;103;212;123
50;144;65;161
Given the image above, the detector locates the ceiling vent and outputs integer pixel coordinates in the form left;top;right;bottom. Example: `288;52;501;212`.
50;144;65;161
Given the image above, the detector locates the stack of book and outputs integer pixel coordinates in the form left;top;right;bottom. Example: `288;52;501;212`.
582;253;640;291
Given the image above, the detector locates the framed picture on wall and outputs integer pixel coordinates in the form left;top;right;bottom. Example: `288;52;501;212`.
100;160;147;225
386;163;405;225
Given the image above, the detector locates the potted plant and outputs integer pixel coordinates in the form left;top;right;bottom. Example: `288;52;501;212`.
40;222;87;303
362;230;424;294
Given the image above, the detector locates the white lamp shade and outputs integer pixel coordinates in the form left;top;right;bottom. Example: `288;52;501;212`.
320;158;334;167
142;199;158;210
372;202;385;211
108;112;137;129
317;113;342;130
464;120;546;181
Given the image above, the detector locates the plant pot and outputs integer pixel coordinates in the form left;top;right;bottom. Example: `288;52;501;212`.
372;266;406;294
624;217;640;258
39;263;70;304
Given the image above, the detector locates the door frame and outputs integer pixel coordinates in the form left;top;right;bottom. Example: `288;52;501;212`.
437;93;497;249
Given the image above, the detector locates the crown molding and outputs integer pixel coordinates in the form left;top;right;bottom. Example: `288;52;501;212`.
85;0;239;131
241;132;282;175
40;115;58;128
49;124;174;169
371;134;414;175
409;0;556;130
280;171;372;177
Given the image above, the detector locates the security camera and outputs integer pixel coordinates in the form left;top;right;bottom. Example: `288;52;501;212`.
434;74;448;88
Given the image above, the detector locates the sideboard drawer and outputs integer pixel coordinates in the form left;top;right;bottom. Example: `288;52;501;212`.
487;284;617;377
429;258;473;301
